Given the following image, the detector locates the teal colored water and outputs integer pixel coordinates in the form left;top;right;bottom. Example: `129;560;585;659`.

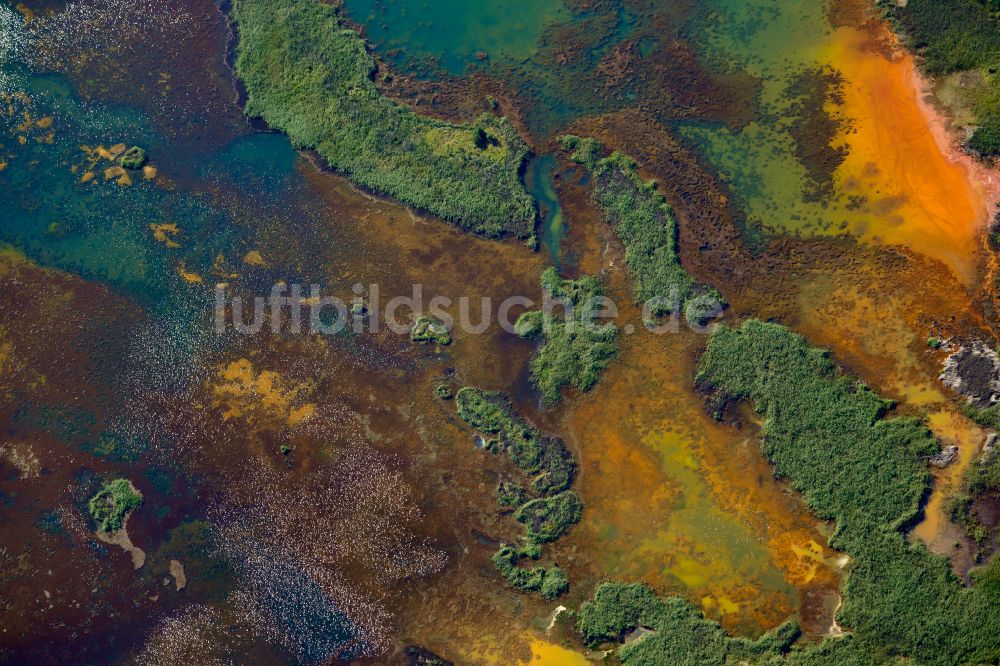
343;0;570;76
524;154;565;266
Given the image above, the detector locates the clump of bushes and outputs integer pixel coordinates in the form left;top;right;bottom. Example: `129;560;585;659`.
577;582;803;662
411;315;451;345
492;544;568;600
690;319;1000;664
515;267;619;405
119;146;146;170
513;491;583;543
232;0;535;237
456;387;581;598
88;478;142;532
562;135;726;321
456;387;576;493
947;445;1000;561
578;321;993;663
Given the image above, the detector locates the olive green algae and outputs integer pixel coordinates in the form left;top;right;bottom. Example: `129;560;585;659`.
231;0;535;238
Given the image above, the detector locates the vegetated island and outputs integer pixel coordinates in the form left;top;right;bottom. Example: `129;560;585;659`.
231;0;536;239
88;478;143;532
562;135;726;324
879;0;1000;157
455;387;579;599
578;320;1000;665
515;267;619;405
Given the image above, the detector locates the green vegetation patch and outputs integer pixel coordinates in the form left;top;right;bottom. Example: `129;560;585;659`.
231;0;536;237
578;582;803;663
456;387;580;598
514;267;618;405
513;491;583;543
880;0;1000;156
695;320;1000;665
119;146;146;170
411;315;451;345
946;439;1000;561
456;387;576;494
88;478;142;532
562;136;726;321
493;543;568;600
578;321;1000;663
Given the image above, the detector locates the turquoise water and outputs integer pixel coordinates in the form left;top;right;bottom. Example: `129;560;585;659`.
524;154;565;266
342;0;637;136
343;0;570;76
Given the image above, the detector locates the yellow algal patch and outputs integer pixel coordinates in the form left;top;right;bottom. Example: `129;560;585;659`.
103;165;125;181
242;250;267;266
142;165;157;181
177;263;203;283
516;639;590;666
149;223;181;248
211;358;316;427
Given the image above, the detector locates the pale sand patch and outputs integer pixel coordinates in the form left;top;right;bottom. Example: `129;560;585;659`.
169;559;186;591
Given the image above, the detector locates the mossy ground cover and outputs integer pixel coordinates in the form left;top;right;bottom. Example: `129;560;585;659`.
455;387;580;598
231;0;535;238
514;267;618;405
88;478;142;532
562;136;725;321
880;0;1000;156
577;320;1000;664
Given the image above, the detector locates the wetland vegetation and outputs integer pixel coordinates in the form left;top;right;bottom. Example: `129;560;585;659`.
562;136;725;322
881;0;1000;156
455;388;580;597
6;0;1000;662
88;479;143;532
231;0;536;238
515;268;618;404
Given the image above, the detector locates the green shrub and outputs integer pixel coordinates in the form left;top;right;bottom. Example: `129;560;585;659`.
456;387;580;599
879;0;1000;159
970;114;1000;156
695;320;1000;665
562;136;725;322
513;491;583;542
577;582;801;664
455;387;576;494
411;315;451;345
231;0;535;238
492;543;568;599
119;146;146;170
516;268;619;404
88;478;142;532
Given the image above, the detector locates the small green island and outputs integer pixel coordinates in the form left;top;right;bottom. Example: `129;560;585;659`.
562;136;726;323
88;479;143;533
515;267;618;405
